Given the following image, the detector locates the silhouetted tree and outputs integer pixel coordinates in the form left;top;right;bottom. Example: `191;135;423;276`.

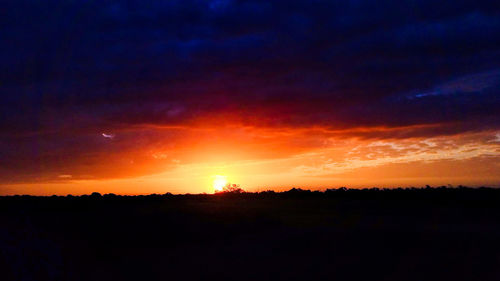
90;192;102;198
217;184;245;194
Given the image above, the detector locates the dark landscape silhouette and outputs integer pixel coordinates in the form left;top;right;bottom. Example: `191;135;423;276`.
1;186;500;280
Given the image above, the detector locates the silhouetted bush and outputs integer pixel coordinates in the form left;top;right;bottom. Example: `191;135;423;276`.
216;183;245;194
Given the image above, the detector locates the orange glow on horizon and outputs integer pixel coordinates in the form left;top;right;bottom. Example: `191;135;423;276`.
0;127;499;195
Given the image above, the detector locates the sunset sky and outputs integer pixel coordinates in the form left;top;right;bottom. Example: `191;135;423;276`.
1;0;500;195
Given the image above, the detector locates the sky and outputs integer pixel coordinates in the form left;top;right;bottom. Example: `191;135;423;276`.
1;0;500;195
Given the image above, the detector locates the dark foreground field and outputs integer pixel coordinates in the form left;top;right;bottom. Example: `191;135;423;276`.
1;187;500;280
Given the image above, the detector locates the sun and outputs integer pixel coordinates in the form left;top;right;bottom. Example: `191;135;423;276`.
213;175;228;192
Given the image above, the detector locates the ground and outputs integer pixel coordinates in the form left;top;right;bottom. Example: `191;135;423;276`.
1;188;500;280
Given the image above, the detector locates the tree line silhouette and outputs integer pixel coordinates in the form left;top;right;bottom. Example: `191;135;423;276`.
2;184;497;200
2;184;500;281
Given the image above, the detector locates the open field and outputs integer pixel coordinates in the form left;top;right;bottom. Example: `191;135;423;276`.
2;187;500;280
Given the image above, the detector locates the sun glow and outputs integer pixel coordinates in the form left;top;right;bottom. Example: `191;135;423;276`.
213;175;228;192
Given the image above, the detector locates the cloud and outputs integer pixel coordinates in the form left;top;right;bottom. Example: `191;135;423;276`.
292;132;500;177
1;0;500;183
409;70;500;99
102;133;115;139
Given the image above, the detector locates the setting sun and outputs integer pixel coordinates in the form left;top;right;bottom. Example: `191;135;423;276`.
213;175;228;192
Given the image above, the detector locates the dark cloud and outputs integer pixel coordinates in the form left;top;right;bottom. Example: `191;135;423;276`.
1;0;500;182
